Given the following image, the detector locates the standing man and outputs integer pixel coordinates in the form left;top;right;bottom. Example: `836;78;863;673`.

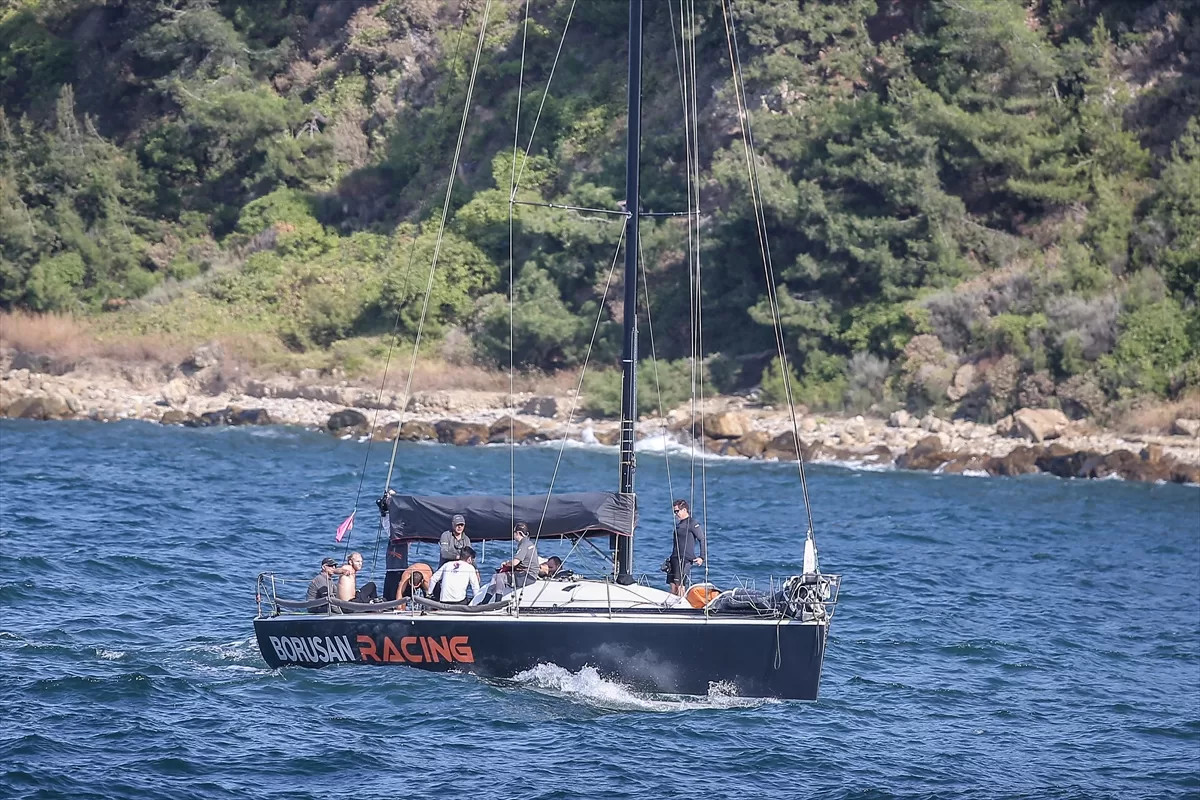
667;499;706;596
438;514;471;567
503;522;539;588
428;546;481;605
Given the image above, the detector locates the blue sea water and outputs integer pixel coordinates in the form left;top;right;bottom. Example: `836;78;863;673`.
0;419;1197;799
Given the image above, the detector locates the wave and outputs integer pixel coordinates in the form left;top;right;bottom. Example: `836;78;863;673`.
509;663;770;712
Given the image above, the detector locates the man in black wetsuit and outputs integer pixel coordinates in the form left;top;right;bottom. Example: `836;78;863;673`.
667;499;706;596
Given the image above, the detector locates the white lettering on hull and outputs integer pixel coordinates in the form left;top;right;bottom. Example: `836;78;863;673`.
269;635;355;664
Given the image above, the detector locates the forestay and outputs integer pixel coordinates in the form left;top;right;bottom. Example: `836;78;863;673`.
385;492;636;542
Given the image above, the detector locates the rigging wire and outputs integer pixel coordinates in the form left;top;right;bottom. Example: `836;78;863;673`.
686;0;712;597
382;0;494;496
510;0;578;196
636;235;675;514
523;224;626;610
342;11;472;577
503;0;578;589
508;0;531;558
721;0;818;560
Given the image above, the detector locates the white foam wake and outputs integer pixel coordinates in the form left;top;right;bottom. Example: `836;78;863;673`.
511;663;769;712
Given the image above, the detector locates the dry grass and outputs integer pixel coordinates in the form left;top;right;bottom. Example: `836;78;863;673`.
1113;390;1200;435
365;359;582;395
0;310;190;369
0;311;586;395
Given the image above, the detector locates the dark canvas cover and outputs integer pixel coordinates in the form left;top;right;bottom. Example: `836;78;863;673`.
386;492;636;543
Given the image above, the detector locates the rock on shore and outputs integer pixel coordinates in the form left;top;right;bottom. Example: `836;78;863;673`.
2;356;1197;486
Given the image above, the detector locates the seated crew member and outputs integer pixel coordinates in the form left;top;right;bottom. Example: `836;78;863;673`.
336;551;378;603
438;514;471;567
539;556;565;578
502;522;539;588
428;546;481;606
306;557;338;613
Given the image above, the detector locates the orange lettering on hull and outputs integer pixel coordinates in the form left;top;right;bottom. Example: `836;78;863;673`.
355;634;475;664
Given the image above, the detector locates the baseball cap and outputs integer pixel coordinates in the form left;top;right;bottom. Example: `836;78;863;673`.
321;557;338;568
452;514;466;526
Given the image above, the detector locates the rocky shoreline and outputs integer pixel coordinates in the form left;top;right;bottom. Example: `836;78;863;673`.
2;350;1197;486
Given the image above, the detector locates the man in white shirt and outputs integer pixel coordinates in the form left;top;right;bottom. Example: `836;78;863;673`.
428;546;481;605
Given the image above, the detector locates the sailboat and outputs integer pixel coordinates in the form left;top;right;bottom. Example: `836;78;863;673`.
253;0;841;700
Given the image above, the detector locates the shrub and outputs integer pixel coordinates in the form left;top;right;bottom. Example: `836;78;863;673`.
845;351;889;412
26;252;85;311
795;350;848;411
922;287;985;352
1046;293;1120;367
1100;298;1193;396
759;356;802;407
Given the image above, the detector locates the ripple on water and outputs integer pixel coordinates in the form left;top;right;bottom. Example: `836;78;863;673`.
1;421;1198;799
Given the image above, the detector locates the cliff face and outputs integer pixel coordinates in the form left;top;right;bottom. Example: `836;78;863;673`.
1;0;1198;424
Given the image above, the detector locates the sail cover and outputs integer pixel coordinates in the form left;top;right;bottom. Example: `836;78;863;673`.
386;492;636;543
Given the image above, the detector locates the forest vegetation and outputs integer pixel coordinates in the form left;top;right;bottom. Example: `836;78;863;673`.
1;0;1198;422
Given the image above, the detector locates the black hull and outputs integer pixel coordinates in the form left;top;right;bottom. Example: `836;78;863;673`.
253;612;828;700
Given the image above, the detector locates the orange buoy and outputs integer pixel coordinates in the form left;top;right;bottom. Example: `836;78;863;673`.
686;584;720;609
395;563;434;600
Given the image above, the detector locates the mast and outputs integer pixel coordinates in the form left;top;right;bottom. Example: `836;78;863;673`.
615;0;642;582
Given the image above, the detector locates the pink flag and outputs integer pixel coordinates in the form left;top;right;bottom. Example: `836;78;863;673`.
335;511;356;542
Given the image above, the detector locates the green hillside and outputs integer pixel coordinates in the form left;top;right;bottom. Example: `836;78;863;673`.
1;0;1198;420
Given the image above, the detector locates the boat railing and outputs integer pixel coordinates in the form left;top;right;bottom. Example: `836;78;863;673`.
256;571;841;621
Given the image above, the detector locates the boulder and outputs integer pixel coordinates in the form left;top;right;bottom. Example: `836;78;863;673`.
189;408;232;427
160;410;194;426
1173;418;1200;437
231;408;272;425
946;363;976;402
161;378;189;407
705;437;737;456
843;416;869;445
895;435;953;471
1035;443;1092;479
1010;407;1070;443
887;409;911;428
1168;460;1200;485
995;414;1015;436
521;396;558;418
327;409;369;433
703;411;750;439
488;416;544;444
435;420;489;446
993;445;1043;476
1079;450;1153;481
8;394;73;420
919;414;947;433
390;421;437;442
798;416;818;433
732;430;770;458
1141;443;1164;465
941;453;998;474
594;427;620;446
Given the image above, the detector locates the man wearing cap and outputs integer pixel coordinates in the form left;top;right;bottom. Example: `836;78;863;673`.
438;514;471;567
306;557;339;613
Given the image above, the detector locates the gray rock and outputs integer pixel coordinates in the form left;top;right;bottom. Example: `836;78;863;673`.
1173;418;1200;437
521;396;558;418
887;409;911;428
327;409;368;433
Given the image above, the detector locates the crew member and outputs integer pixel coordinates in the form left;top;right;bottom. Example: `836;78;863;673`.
438;514;471;567
306;557;338;613
428;546;481;605
336;551;378;603
667;499;706;596
502;522;539;588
